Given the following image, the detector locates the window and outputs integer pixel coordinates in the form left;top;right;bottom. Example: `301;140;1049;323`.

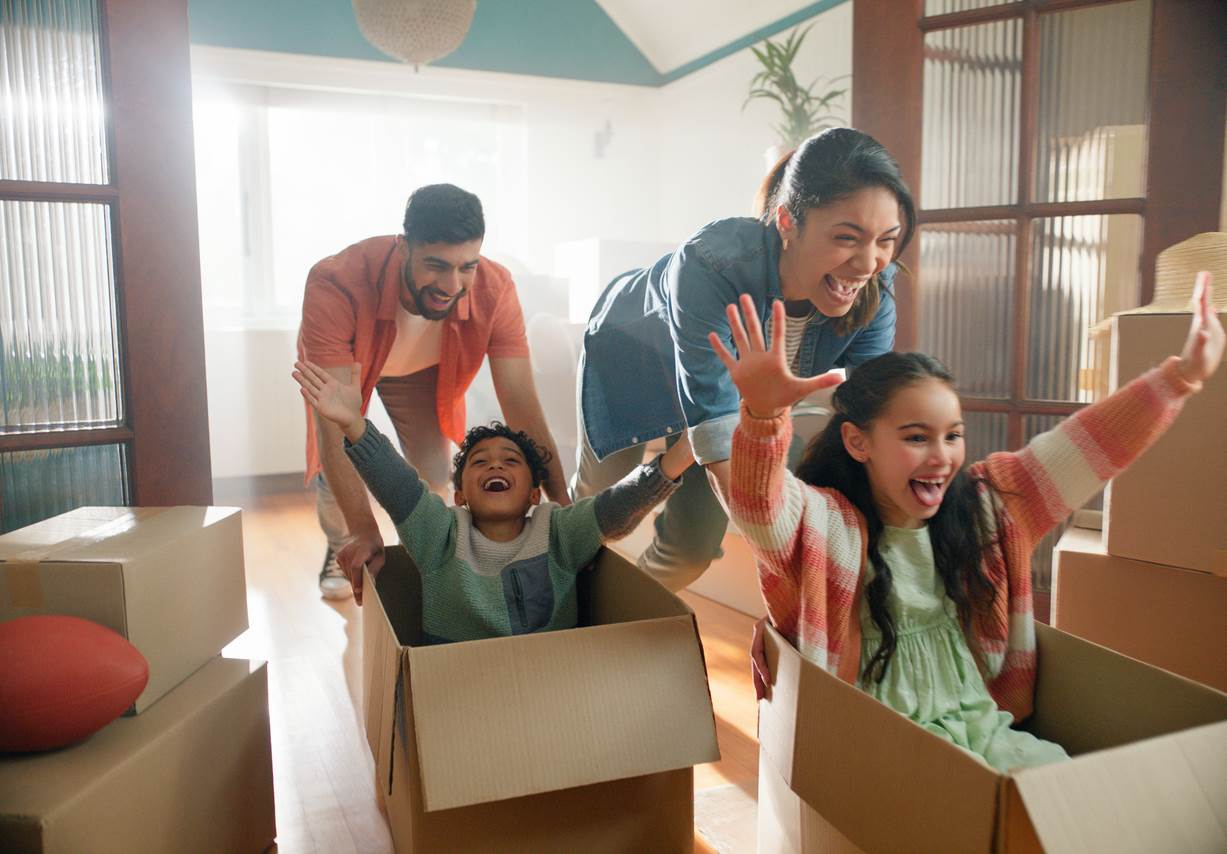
192;82;526;328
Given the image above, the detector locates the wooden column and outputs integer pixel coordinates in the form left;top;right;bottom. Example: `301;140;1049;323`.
103;0;213;505
853;0;925;351
1140;0;1227;301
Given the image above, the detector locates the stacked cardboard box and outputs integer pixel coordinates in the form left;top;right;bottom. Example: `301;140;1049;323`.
1053;310;1227;692
362;546;721;853
0;506;276;853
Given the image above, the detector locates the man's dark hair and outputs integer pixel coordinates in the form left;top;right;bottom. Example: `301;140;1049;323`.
451;421;552;492
402;183;485;246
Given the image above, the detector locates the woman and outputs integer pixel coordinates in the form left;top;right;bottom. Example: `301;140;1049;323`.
574;127;916;591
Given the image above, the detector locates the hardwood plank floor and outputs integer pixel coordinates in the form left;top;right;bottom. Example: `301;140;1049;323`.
223;488;759;853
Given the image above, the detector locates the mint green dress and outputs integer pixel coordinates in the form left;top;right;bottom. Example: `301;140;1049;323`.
858;525;1068;772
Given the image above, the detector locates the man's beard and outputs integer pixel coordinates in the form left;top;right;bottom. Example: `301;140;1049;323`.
402;266;465;320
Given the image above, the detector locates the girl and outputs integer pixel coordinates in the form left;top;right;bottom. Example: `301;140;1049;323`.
576;127;915;592
713;276;1222;770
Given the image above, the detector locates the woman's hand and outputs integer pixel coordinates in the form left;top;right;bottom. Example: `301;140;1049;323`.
1177;272;1224;385
709;295;843;418
660;430;695;481
293;360;365;441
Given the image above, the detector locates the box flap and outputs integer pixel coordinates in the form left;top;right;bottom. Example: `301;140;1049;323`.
407;615;719;811
1012;721;1227;853
363;563;408;795
1031;623;1227;753
759;624;1000;853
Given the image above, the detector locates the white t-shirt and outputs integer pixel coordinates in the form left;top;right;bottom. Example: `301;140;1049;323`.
381;306;444;377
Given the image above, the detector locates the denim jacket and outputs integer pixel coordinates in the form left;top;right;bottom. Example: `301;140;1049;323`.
580;217;897;465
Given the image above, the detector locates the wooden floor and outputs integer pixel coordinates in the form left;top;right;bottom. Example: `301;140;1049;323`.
222;488;759;853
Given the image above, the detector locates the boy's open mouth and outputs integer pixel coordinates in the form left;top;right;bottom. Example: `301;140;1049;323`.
481;475;511;493
909;477;946;508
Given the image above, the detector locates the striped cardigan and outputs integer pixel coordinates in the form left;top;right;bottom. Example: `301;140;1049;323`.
730;357;1200;720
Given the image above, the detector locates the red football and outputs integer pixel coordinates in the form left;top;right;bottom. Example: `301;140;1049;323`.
0;615;149;752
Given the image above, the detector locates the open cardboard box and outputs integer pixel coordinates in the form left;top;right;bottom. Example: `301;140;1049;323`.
1103;311;1227;577
0;506;248;712
0;656;275;854
1052;526;1227;692
758;621;1227;853
361;546;721;853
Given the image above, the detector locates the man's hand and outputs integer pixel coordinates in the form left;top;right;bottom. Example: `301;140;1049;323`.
294;360;366;442
338;530;385;606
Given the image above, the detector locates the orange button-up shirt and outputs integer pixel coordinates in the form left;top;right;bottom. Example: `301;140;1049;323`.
297;235;529;483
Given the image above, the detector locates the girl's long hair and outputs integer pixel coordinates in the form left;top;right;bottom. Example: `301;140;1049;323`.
794;352;999;683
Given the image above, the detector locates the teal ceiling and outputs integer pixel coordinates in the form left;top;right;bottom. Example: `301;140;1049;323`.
187;0;849;88
187;0;663;86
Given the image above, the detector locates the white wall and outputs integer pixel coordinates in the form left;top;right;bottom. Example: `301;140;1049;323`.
194;4;854;481
655;2;853;240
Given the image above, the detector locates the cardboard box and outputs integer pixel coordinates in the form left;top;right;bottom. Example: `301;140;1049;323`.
1103;311;1227;576
1053;526;1227;692
362;546;721;853
0;656;275;854
0;506;248;712
757;621;1227;853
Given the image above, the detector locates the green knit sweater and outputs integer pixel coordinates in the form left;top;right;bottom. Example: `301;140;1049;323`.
345;420;679;643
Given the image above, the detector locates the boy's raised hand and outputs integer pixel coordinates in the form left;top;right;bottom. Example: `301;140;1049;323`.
709;295;842;418
293;360;365;440
1177;272;1224;385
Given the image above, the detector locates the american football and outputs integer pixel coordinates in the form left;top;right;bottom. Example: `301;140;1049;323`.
0;614;150;752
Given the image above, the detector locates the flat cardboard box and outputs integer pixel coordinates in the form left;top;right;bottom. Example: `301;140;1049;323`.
758;621;1227;853
1053;526;1227;692
1103;311;1227;576
362;546;721;853
0;506;248;711
0;656;275;854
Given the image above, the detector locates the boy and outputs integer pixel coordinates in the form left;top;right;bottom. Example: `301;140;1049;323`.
293;360;694;642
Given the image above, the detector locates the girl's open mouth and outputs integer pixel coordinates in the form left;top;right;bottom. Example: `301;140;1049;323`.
909;478;946;507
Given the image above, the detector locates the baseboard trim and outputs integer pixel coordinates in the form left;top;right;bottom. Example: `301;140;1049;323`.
213;472;308;502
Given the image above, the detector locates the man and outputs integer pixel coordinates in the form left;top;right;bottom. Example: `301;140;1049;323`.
298;183;569;602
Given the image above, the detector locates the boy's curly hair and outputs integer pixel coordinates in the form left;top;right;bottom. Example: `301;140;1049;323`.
451;422;553;492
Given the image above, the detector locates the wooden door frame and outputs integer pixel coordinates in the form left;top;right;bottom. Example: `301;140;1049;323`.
854;0;1227;352
0;0;212;507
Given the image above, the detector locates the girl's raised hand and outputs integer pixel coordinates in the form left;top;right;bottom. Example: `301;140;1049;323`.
293;360;364;436
1177;272;1224;385
709;295;843;418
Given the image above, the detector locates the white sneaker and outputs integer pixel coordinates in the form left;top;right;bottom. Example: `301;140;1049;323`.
318;548;353;600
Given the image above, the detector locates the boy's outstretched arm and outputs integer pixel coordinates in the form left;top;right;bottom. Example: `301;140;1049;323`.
591;437;690;542
294;359;453;602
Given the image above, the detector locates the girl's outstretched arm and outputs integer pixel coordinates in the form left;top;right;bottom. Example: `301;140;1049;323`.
714;298;864;643
981;273;1223;548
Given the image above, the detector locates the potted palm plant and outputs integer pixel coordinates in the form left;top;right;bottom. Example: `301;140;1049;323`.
744;24;848;163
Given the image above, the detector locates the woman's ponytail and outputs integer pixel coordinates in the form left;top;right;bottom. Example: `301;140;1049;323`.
754;148;795;223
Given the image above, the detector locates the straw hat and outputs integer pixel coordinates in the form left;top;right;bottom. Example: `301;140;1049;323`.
1121;232;1227;314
